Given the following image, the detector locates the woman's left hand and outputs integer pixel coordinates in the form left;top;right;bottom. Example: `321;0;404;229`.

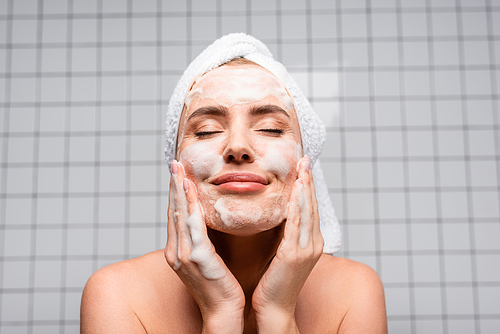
252;155;324;334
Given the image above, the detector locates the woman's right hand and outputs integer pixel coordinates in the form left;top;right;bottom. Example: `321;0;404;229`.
164;160;245;334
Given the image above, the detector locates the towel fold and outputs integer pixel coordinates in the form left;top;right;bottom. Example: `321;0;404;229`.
165;33;341;253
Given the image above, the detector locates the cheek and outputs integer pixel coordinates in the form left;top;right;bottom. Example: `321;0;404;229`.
179;140;224;180
257;139;302;181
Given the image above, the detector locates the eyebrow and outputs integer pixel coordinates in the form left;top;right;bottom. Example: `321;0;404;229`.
187;106;229;122
250;105;291;119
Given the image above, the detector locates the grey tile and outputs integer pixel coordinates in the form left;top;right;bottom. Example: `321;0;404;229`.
381;255;409;283
12;20;37;44
3;229;31;257
384;287;411;317
379;223;407;251
376;131;403;158
43;0;68;14
343;101;371;127
33;292;60;321
378;192;406;219
281;15;307;40
2;261;30;289
409;191;437;219
66;260;93;288
345;161;373;189
35;229;63;256
413;287;443;315
1;293;29;322
34;260;61;288
72;18;97;43
341;13;367;39
72;47;97;72
131;75;156;101
440;191;469;219
9;108;35;133
347;193;375;220
132;17;157;42
408;161;435;188
472;191;499;218
68;197;94;224
98;227;125;256
98;196;125;224
348;223;376;252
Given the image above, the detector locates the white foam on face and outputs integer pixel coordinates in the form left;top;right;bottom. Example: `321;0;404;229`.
185;66;295;113
177;64;305;236
214;196;289;233
179;140;224;180
258;139;302;182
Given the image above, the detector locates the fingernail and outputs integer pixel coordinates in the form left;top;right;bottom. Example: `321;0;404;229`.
297;178;303;185
183;178;189;192
171;160;178;174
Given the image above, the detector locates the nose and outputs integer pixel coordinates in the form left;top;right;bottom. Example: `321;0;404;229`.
222;130;255;164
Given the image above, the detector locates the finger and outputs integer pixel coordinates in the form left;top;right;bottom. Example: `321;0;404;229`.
307;164;324;251
166;164;180;269
171;161;192;264
183;177;228;280
283;177;304;249
297;156;314;249
184;177;206;245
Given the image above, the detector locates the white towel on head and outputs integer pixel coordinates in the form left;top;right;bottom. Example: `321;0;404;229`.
165;33;341;254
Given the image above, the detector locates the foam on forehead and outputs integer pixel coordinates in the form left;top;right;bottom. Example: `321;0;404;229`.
184;64;295;113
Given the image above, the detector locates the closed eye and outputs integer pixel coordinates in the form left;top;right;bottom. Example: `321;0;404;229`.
257;129;284;135
195;131;223;138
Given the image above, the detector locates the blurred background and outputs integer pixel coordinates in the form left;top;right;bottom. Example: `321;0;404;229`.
1;0;499;333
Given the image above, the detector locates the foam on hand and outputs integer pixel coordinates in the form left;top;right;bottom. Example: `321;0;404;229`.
186;206;226;280
171;163;225;280
296;181;311;249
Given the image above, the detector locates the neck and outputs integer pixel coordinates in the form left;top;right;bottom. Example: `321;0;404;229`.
208;226;284;333
208;224;284;333
208;225;283;292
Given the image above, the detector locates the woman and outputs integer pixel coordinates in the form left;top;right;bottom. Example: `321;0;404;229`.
81;34;387;333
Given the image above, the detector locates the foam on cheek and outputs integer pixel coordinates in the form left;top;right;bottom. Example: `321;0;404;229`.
259;140;302;181
186;208;226;280
179;140;224;179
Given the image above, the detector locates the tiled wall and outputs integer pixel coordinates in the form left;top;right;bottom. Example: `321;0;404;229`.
1;0;499;333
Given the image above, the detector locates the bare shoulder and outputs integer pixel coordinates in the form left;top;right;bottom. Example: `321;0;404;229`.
315;254;384;290
299;255;388;334
81;250;190;333
82;250;171;302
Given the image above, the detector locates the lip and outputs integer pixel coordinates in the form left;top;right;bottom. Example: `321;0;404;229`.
212;173;268;193
212;173;268;185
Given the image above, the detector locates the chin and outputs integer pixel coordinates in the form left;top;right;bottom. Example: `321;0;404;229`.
199;191;290;236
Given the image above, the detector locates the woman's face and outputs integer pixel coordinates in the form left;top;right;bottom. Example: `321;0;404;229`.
176;63;303;236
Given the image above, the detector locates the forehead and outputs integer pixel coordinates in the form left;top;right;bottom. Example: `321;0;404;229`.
184;63;296;115
194;64;282;93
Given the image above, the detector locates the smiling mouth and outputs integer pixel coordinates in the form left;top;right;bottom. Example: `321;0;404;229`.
212;173;268;193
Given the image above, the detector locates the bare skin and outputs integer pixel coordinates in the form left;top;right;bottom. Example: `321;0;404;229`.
80;62;387;334
81;251;386;333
